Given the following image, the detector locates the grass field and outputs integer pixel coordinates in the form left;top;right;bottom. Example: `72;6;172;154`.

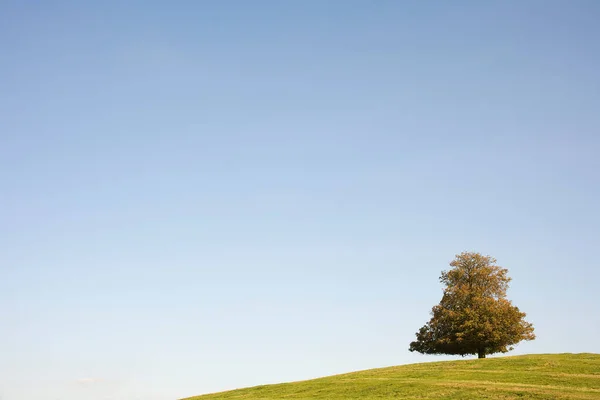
182;353;600;399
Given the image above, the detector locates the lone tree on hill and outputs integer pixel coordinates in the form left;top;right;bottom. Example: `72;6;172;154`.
409;252;535;359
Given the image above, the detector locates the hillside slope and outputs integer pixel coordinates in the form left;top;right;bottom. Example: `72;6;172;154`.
182;353;600;399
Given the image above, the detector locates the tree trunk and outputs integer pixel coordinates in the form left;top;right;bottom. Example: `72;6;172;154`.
478;349;486;359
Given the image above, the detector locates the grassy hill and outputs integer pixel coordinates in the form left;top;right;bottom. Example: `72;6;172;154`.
182;353;600;399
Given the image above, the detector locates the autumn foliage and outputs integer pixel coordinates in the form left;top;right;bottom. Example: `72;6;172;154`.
409;252;535;359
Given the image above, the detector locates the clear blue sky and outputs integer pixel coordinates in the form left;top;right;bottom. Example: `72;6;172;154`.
1;1;599;399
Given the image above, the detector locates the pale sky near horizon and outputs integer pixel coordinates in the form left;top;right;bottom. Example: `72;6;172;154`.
1;1;599;399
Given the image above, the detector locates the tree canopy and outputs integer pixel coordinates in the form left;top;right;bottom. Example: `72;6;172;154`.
409;252;535;359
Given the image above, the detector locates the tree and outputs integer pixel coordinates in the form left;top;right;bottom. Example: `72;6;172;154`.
409;252;535;359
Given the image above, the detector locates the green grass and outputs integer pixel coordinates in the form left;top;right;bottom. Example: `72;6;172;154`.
182;353;600;400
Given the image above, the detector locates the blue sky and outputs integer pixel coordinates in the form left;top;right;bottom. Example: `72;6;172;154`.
1;1;599;399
